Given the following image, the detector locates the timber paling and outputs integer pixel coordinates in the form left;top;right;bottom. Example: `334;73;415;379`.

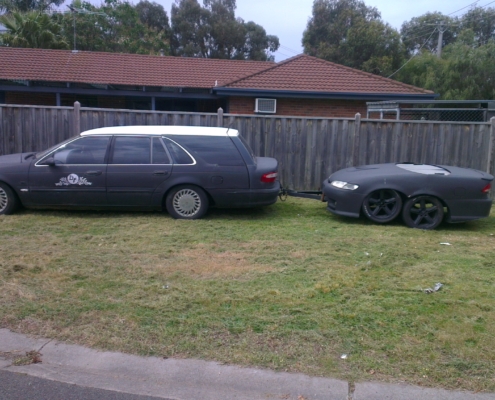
0;103;494;199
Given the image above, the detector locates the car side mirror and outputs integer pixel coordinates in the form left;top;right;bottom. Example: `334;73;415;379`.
41;157;60;166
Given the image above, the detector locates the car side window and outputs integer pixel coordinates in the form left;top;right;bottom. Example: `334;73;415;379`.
152;138;171;164
51;136;110;165
111;136;151;164
163;138;194;164
170;136;245;166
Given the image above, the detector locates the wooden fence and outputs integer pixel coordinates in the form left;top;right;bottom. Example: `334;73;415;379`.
1;103;494;196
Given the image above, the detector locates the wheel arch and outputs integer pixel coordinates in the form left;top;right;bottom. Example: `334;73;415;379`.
162;182;215;209
404;191;450;211
0;179;23;206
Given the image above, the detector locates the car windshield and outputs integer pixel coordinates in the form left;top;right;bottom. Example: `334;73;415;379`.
35;136;80;159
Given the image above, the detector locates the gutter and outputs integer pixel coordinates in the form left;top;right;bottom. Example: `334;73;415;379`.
213;88;438;101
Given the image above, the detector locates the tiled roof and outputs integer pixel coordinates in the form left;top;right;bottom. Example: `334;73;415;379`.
225;54;433;95
0;48;432;95
0;47;273;88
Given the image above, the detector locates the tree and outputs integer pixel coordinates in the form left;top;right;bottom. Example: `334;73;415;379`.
58;0;170;55
395;37;495;100
241;21;279;61
135;0;169;33
0;0;64;13
0;11;69;48
170;0;208;57
302;0;404;75
394;51;444;93
459;6;495;46
344;19;403;76
170;0;279;60
400;12;457;56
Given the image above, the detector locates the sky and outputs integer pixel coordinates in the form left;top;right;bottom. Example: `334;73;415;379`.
154;0;487;60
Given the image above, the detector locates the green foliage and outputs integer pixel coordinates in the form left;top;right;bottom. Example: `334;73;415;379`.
396;7;495;100
459;7;495;46
0;11;68;49
135;0;169;33
0;0;63;13
395;39;495;100
302;0;405;76
58;0;170;55
170;0;279;61
400;12;457;55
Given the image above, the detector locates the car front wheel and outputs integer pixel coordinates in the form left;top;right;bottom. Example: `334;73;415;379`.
402;195;444;230
0;183;18;215
362;189;402;223
166;185;209;219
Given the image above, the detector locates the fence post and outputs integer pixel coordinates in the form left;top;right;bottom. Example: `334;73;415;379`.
488;117;495;176
353;113;361;166
217;107;224;127
74;101;81;135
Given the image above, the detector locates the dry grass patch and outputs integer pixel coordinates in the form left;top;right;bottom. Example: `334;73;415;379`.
153;242;277;278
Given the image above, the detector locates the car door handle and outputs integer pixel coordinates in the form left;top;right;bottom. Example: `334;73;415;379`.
153;171;169;175
86;170;103;176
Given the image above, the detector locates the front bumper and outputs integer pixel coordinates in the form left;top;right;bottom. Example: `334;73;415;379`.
322;181;364;218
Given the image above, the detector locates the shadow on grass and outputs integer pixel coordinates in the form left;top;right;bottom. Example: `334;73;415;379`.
14;206;279;221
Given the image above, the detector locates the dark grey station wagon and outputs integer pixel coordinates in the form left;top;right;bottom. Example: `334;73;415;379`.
0;126;280;219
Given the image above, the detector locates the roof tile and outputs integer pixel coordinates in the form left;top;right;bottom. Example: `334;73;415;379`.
225;54;433;95
0;48;273;88
0;48;432;95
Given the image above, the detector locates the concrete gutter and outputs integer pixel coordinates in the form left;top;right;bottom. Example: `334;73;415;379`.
1;329;494;400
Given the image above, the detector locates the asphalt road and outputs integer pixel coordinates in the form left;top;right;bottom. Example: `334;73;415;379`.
0;370;172;400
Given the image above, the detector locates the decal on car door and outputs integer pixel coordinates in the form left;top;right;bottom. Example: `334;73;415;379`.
55;174;92;186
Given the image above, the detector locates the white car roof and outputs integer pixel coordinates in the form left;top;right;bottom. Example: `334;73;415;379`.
80;125;239;137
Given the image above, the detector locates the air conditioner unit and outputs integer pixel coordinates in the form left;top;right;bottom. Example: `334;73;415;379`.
255;98;276;114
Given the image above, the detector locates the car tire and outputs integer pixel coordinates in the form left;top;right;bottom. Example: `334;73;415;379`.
166;185;209;219
402;195;444;230
362;189;402;223
0;182;18;215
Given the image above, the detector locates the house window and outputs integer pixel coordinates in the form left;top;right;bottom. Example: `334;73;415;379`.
255;98;276;114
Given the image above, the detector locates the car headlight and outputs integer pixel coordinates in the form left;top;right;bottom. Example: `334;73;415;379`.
330;180;359;190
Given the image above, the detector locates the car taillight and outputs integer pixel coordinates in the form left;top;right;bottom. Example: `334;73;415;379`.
481;183;491;194
261;172;278;183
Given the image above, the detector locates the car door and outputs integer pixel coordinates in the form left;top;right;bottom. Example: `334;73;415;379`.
106;136;173;206
28;136;110;206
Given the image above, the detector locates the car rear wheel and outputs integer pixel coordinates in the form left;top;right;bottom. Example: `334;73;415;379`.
362;189;402;223
166;185;209;219
402;195;444;230
0;183;18;215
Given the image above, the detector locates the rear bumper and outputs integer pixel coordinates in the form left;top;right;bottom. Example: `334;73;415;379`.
446;198;493;222
209;182;280;207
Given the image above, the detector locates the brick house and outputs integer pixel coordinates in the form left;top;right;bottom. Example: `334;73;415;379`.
0;47;436;117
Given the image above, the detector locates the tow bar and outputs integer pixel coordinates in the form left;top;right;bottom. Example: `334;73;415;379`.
279;186;325;202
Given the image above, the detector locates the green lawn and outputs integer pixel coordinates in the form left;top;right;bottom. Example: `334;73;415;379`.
1;198;494;391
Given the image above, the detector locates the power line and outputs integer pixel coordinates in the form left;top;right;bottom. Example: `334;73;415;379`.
387;29;437;79
447;0;481;16
279;44;300;55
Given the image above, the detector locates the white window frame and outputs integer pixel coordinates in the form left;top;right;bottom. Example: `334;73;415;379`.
255;98;277;114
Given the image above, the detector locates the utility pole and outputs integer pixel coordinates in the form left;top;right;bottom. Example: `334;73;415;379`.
436;23;448;58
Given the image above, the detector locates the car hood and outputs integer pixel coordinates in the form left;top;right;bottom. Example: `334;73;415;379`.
0;152;32;166
331;163;493;181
